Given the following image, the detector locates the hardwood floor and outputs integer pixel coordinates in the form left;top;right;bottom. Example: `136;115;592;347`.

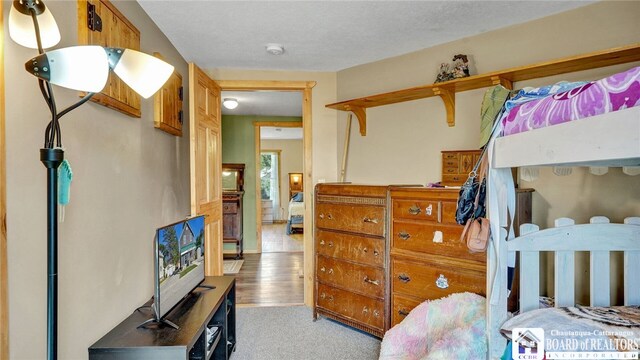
235;252;304;306
262;223;304;253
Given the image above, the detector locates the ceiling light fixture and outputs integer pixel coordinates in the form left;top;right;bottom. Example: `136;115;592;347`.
223;98;238;109
265;43;284;55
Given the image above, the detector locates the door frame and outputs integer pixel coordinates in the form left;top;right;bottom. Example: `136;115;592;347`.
256;124;301;246
216;80;314;306
1;1;8;356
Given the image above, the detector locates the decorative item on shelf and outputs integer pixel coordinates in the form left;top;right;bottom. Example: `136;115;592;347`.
9;1;174;359
434;54;471;83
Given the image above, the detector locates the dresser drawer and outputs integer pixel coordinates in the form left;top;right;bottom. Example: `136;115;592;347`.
317;284;384;330
317;255;384;298
391;258;485;300
392;199;458;224
392;294;422;327
392;220;485;263
315;203;385;237
442;174;465;186
223;202;238;214
316;230;384;267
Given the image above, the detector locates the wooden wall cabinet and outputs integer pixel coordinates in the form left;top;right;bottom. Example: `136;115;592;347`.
314;184;388;338
77;0;142;117
154;56;183;136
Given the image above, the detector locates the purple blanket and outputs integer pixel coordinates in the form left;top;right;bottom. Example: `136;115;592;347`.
502;66;640;136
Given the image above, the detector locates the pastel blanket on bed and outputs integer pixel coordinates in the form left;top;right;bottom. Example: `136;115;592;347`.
501;66;640;136
379;292;486;360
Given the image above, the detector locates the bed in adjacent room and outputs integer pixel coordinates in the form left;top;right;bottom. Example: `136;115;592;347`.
286;192;304;235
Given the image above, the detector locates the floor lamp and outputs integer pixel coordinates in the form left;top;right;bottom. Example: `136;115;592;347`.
8;1;175;359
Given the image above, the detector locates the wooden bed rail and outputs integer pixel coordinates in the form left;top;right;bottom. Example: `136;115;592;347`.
488;216;640;358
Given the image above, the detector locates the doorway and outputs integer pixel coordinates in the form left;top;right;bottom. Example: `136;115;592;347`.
218;80;314;306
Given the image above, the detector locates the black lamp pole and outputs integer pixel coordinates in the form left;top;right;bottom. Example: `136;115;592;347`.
19;2;95;359
41;148;63;360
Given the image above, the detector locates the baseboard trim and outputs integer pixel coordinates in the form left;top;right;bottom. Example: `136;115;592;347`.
237;303;306;308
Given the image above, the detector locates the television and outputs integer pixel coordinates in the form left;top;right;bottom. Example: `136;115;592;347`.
150;215;208;328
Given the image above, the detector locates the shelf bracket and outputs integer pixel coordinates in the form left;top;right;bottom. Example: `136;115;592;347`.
345;105;367;136
433;87;455;127
491;76;513;90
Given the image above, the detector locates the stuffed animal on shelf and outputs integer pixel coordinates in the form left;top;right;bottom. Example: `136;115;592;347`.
434;54;471;83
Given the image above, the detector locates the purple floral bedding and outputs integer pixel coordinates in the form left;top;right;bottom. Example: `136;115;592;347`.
501;66;640;136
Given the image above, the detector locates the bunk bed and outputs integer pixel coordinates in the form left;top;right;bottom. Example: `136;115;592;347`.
485;68;640;358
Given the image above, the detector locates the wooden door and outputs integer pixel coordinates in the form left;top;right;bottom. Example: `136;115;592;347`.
189;64;223;275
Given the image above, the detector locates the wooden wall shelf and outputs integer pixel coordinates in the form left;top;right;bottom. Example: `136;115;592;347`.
326;43;640;135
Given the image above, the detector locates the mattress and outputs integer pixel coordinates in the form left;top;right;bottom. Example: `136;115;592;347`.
501;66;640;136
288;201;304;218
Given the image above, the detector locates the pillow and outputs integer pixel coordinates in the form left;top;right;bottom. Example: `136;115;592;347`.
501;305;640;355
291;192;303;202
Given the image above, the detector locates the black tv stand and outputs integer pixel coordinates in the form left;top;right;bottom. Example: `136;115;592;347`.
90;276;236;360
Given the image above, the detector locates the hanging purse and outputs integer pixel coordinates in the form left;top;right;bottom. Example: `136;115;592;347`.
459;150;491;253
455;146;487;225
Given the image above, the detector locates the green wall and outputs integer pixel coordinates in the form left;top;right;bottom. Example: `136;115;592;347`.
222;115;303;252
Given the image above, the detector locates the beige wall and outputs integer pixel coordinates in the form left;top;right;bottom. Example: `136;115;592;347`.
336;1;640;304
4;1;190;359
261;139;304;220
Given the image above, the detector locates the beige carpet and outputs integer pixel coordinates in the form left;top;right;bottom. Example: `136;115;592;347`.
223;259;244;274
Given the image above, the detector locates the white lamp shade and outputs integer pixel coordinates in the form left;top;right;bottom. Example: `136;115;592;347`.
111;49;174;99
223;98;238;109
9;3;60;49
38;46;109;93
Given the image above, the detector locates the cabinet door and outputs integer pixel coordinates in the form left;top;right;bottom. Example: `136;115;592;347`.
155;69;183;136
77;0;142;117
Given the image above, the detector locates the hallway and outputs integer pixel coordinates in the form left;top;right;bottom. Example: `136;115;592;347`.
261;223;303;253
235;252;304;306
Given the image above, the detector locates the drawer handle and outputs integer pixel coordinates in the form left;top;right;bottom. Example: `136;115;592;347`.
398;231;411;240
320;292;326;299
320;240;325;246
373;310;380;318
328;268;334;275
408;205;421;215
364;276;380;286
436;274;449;289
328;241;334;248
319;213;333;220
362;247;368;253
398;309;410;317
362;306;369;314
398;273;411;283
363;217;378;224
373;250;379;256
320;267;325;272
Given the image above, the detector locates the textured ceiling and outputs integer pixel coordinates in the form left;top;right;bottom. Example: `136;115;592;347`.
138;1;592;72
221;91;302;116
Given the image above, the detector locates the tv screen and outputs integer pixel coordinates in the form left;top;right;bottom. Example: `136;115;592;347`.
154;215;206;319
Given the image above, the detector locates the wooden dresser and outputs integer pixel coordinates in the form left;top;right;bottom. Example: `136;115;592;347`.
388;187;486;327
223;191;244;259
314;184;388;337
